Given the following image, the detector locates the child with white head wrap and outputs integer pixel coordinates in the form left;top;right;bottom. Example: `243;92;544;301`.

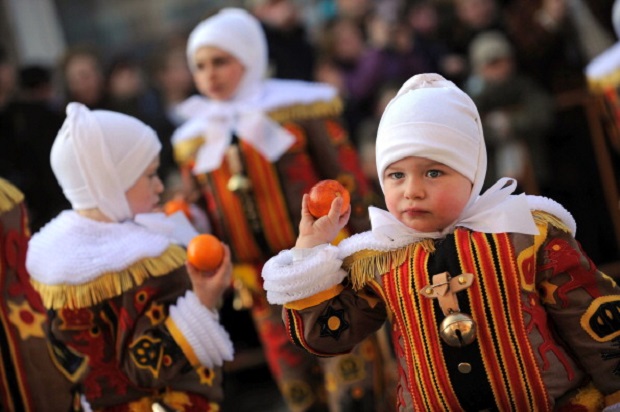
173;7;389;412
262;73;620;410
51;102;161;222
26;102;234;411
370;73;542;243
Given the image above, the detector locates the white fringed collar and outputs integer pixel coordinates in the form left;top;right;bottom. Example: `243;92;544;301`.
26;211;172;285
338;195;575;259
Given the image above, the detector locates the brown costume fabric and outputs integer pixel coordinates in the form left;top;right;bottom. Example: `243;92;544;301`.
0;178;76;411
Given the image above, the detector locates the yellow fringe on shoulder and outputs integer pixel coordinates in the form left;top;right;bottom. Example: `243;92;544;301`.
532;210;571;234
344;239;435;291
0;178;24;214
564;383;604;411
267;97;343;123
173;136;205;165
31;245;187;310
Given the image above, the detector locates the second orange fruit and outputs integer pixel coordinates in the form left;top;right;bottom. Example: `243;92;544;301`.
187;234;224;272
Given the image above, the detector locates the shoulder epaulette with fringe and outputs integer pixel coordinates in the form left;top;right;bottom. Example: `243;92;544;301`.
587;67;620;94
173;136;204;166
344;238;436;291
31;244;186;310
531;209;571;234
267;97;343;124
0;178;24;214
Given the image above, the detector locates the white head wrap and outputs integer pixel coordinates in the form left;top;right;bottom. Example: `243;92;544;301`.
187;7;267;102
51;102;161;222
371;73;538;241
175;7;336;174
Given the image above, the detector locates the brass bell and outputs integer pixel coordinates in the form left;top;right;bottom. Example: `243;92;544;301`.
439;312;477;347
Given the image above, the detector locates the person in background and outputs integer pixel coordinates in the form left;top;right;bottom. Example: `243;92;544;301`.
464;30;554;194
0;177;75;412
262;73;620;410
3;65;69;232
26;102;234;411
246;0;317;81
58;45;108;109
171;8;391;412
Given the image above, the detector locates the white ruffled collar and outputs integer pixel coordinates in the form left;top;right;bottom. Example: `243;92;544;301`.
172;79;338;174
26;211;173;285
338;193;576;259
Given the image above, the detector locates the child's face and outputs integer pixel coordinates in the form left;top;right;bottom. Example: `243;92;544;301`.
383;156;472;232
126;156;164;216
192;46;245;101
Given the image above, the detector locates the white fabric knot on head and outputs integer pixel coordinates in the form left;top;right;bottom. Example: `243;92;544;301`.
371;73;538;241
50;102;161;222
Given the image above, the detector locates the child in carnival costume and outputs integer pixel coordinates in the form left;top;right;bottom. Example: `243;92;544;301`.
171;7;390;411
262;73;620;411
26;102;234;411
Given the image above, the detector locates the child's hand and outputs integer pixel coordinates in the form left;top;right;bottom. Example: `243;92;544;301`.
186;244;232;310
296;194;350;248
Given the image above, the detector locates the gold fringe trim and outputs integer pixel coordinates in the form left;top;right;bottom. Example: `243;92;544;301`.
344;239;435;291
173;136;205;165
0;178;24;214
267;97;343;123
31;245;187;310
587;68;620;94
566;383;604;411
532;210;571;234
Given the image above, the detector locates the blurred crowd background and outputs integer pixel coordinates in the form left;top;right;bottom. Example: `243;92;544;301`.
0;0;619;408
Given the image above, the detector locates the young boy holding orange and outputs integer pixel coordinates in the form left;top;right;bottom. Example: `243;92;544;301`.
26;102;233;411
262;73;620;410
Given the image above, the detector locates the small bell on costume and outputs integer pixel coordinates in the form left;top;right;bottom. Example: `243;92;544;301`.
420;271;477;347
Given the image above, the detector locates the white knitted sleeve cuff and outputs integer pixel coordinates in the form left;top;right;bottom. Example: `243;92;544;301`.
169;291;234;368
262;244;346;305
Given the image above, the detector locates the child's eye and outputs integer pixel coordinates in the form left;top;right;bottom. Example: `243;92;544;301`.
388;172;404;180
426;170;442;178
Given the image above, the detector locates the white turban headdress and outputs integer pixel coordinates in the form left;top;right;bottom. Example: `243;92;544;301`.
51;102;161;222
371;73;538;241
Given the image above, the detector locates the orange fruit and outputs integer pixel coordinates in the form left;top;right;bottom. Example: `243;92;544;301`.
187;234;224;272
307;179;351;218
164;198;192;220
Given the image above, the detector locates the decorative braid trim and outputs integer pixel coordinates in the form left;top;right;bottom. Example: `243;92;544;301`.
345;239;435;291
31;245;186;310
0;178;24;214
267;97;343;123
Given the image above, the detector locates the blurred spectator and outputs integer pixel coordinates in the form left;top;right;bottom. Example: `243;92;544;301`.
464;31;554;194
3;65;69;232
104;53;150;120
0;46;18;181
504;0;616;95
247;0;317;80
436;0;507;86
316;12;435;145
144;37;197;195
0;46;16;109
58;44;108;109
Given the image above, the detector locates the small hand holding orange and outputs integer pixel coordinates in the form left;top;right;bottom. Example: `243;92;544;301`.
296;180;351;249
186;234;231;309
